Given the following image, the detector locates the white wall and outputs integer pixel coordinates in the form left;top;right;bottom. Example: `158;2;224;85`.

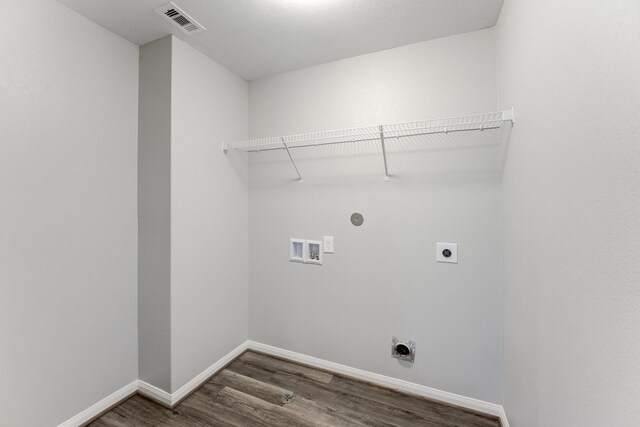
0;1;139;426
138;35;172;393
170;37;249;392
248;29;504;403
137;35;249;394
497;1;640;426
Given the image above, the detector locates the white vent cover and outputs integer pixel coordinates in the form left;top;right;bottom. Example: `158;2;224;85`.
154;3;205;35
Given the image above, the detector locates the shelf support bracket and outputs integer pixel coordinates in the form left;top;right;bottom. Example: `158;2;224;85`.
282;138;303;183
380;125;390;181
502;107;515;124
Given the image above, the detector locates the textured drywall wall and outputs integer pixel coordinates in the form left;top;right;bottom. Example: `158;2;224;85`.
170;37;249;392
138;35;172;393
497;1;640;425
248;29;504;403
0;1;139;426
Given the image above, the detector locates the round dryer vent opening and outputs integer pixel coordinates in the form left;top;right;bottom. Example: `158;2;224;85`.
391;337;416;363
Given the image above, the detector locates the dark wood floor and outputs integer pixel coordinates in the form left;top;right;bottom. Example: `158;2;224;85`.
90;351;500;427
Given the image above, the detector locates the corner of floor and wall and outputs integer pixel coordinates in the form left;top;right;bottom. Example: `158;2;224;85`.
2;1;639;427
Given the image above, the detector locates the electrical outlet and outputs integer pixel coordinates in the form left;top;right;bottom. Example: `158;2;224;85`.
436;242;458;263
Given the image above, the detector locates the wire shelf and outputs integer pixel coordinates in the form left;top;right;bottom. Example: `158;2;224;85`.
223;109;514;182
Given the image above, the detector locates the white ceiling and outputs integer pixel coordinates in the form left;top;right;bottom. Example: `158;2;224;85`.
58;0;504;81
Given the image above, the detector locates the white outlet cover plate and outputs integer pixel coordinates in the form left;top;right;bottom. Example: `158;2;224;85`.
436;242;458;263
323;236;334;253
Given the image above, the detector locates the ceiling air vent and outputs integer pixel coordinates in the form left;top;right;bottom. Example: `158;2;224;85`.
154;3;205;35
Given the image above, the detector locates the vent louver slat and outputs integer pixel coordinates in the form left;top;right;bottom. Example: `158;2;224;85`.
173;15;190;26
155;3;205;35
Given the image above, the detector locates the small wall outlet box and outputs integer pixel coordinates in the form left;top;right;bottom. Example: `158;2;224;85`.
290;239;323;265
290;239;306;263
306;240;323;265
436;242;458;263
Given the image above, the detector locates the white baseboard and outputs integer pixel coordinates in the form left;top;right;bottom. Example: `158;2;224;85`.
57;380;138;427
247;341;509;427
138;340;248;408
497;406;511;427
59;340;509;427
137;379;172;407
58;341;248;426
171;341;249;405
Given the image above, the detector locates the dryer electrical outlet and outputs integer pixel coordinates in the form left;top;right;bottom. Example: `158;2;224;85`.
436;242;458;263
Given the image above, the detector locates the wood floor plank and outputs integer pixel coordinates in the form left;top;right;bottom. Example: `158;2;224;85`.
210;369;292;406
190;381;225;401
110;395;199;427
90;351;500;427
269;371;445;427
239;353;497;427
88;412;130;427
240;351;334;384
177;392;260;427
282;393;371;427
328;375;499;427
226;357;278;382
227;356;437;426
213;386;324;427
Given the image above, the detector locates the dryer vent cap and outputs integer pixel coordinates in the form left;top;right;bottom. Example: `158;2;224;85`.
154;3;206;35
391;337;415;363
